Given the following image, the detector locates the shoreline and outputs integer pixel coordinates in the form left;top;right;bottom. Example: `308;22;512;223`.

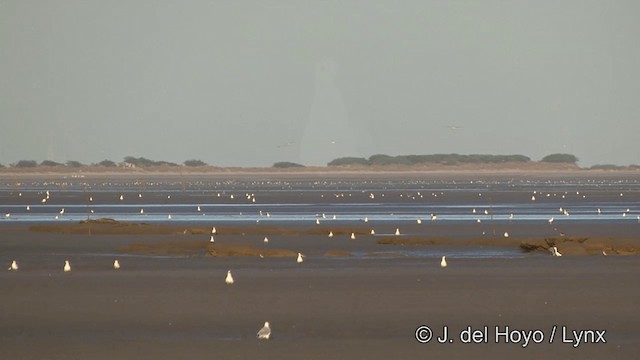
2;163;640;178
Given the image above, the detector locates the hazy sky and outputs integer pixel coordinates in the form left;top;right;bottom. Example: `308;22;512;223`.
1;1;639;167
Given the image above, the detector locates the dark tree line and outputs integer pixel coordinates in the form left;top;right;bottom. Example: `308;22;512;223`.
6;157;210;168
328;153;534;166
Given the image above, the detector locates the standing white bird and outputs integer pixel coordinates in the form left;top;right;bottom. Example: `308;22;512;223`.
257;321;271;340
328;231;334;238
113;259;120;270
370;229;375;235
225;270;234;285
263;237;269;244
296;253;304;263
211;227;217;234
395;228;400;236
550;246;562;257
503;232;509;238
548;217;554;224
8;260;18;271
140;208;144;214
64;260;71;272
315;219;320;225
440;256;447;268
416;218;422;224
364;217;368;223
167;214;172;220
210;235;215;243
119;195;124;201
350;232;356;240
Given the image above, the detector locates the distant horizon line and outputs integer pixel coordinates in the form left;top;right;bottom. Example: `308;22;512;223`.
1;152;639;170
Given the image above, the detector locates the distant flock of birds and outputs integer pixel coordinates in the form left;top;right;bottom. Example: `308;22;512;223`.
4;188;634;339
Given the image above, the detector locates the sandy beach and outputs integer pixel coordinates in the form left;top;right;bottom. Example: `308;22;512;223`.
1;172;639;359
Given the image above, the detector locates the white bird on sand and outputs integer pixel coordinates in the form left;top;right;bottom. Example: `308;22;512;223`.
503;232;509;238
225;270;234;285
263;237;269;244
8;260;18;271
113;259;120;270
395;228;400;236
328;231;334;238
315;218;320;225
350;232;356;240
138;193;142;198
211;227;217;234
440;256;447;268
363;217;368;223
476;219;481;223
531;195;536;201
370;229;375;235
210;235;215;243
64;260;71;272
257;321;271;340
550;246;562;257
296;253;304;263
417;218;422;224
119;195;124;201
602;250;607;256
431;214;437;221
548;217;554;224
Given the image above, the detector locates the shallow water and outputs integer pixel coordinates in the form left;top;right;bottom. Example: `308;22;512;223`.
1;176;639;259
